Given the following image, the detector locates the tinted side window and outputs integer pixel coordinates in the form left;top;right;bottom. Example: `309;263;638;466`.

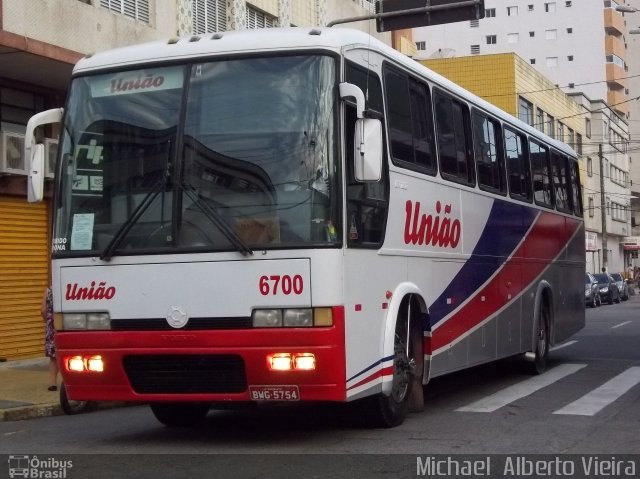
434;90;474;185
551;151;572;213
473;111;505;193
530;140;554;208
504;127;532;201
569;159;583;216
383;67;436;174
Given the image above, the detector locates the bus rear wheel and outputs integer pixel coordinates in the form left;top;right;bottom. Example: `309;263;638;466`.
150;402;210;427
528;300;550;375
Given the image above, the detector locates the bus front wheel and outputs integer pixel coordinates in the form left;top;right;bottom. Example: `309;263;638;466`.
528;300;550;375
150;402;210;427
363;299;421;428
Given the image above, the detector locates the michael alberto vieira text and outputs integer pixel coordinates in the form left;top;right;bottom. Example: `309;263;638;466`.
416;456;637;477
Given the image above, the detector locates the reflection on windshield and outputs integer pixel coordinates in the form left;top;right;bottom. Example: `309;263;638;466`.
52;56;340;256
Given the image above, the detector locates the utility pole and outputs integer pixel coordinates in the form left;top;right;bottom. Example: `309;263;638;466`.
599;143;608;271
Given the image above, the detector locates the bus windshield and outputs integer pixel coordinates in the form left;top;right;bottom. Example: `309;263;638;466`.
53;55;339;257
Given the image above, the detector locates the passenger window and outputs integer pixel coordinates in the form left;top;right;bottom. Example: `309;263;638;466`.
504;127;532;201
472;111;505;193
569;160;583;216
383;67;436;174
551;151;572;213
530;140;554;208
434;90;474;185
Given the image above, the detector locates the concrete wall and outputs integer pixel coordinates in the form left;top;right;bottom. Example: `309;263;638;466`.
3;0;176;54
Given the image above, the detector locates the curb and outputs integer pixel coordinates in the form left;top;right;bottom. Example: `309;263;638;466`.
1;403;63;422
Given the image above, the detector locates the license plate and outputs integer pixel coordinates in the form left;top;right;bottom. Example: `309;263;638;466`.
249;385;300;401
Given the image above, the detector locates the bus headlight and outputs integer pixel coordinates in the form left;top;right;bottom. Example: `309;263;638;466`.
62;312;110;330
252;309;283;327
252;308;333;328
283;309;313;327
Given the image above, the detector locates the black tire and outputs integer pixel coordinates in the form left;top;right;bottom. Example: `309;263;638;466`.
529;300;550;375
363;299;421;428
59;382;91;415
150;402;210;427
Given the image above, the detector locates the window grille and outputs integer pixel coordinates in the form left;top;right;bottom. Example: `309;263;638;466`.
193;0;226;34
100;0;149;23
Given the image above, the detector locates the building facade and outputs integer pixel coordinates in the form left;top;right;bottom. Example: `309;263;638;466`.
415;0;635;276
0;0;388;360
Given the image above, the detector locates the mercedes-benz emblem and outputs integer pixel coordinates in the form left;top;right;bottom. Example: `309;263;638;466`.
166;305;188;329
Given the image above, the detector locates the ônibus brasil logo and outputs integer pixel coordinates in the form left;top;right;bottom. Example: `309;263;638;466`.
404;200;461;248
65;281;116;301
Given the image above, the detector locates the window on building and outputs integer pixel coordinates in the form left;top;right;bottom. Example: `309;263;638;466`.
416;41;426;50
567;128;575;149
565;1;572;6
585;118;591;138
471;44;481;54
528;4;534;11
568;55;574;61
507;6;519;15
588;197;594;217
545;2;556;12
545;29;557;40
546;56;558;67
246;5;275;29
567;27;573;33
192;0;226;33
546;114;555;138
100;0;149;23
485;8;496;17
470;19;480;27
530;58;536;64
536;108;545;131
557;122;565;142
507;33;519;43
518;97;533;126
486;35;497;44
529;31;535;37
587;157;593;176
576;133;583;154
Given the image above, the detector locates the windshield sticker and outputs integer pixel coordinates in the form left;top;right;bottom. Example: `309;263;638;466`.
90;67;183;98
70;213;95;250
52;237;67;252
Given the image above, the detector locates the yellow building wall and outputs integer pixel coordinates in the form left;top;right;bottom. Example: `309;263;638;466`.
422;53;584;139
248;0;279;17
422;54;518;116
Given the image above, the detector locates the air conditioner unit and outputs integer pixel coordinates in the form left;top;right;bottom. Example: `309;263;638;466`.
45;138;58;179
0;132;26;175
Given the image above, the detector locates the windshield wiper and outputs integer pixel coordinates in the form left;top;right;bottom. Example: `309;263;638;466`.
182;184;253;256
100;179;166;261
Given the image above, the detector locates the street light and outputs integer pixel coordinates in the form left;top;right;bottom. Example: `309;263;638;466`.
616;5;640;13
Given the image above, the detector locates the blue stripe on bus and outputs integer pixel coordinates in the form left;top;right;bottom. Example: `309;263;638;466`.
429;199;538;327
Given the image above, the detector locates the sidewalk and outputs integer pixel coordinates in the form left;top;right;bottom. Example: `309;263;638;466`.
0;357;63;421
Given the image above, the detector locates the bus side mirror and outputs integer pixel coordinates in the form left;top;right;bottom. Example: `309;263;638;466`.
24;107;64;203
354;118;382;182
28;144;45;203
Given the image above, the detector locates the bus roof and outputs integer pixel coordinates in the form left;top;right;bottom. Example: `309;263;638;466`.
74;27;576;158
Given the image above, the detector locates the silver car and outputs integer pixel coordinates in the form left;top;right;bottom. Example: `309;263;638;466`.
610;273;630;301
585;273;601;308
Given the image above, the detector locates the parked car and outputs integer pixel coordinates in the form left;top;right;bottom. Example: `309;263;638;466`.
593;273;621;304
610;273;630;301
585;273;601;308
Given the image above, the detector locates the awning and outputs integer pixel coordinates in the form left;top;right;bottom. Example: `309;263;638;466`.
623;245;640;251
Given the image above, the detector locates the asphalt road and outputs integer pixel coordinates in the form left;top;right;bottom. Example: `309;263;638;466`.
1;295;639;478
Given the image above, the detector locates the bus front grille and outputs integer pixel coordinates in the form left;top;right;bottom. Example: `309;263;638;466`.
123;355;246;394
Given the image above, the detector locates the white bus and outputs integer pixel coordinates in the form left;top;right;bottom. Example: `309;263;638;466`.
26;27;585;428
